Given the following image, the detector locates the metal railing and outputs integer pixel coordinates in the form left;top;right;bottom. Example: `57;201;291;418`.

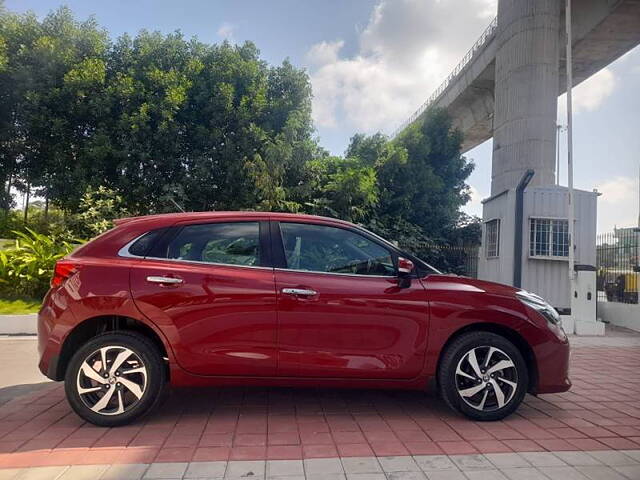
596;228;640;304
392;16;498;138
397;241;480;278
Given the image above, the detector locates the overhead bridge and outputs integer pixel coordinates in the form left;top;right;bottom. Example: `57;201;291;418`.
394;0;640;194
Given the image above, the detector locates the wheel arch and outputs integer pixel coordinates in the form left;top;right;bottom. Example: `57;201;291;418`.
435;322;538;392
54;315;170;381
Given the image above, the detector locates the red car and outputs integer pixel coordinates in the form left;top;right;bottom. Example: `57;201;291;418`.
38;212;570;426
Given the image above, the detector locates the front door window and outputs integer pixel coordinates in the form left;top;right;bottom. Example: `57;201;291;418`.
279;222;395;276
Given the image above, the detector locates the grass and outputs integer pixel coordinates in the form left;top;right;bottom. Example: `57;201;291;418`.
0;297;41;315
0;239;13;250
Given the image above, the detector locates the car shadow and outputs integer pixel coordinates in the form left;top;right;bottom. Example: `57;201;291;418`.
0;381;53;407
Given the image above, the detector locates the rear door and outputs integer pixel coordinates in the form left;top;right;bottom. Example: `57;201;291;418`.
130;219;278;376
272;220;430;379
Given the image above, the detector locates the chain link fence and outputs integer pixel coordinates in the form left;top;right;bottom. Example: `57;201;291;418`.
398;241;480;278
596;227;640;304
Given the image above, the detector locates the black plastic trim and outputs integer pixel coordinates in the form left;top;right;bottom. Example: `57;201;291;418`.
514;169;535;288
269;220;287;269
574;264;596;271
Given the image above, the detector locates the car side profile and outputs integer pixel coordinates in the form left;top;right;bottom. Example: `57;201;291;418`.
37;212;571;426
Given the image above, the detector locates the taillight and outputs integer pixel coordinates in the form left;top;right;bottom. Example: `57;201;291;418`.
51;261;78;288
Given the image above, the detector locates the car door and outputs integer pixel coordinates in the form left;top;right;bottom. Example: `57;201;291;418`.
273;220;430;379
130;219;278;376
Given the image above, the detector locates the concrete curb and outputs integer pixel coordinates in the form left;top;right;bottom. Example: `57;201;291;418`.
0;313;37;335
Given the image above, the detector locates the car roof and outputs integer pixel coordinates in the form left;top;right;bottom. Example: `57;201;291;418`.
114;211;357;229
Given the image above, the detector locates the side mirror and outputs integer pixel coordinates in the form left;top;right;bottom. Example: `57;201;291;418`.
397;257;414;288
398;257;414;275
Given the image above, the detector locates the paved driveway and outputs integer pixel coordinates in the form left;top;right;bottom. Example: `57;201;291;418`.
0;329;639;479
0;337;51;407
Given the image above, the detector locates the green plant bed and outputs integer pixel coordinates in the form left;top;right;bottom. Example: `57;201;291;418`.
0;239;13;250
0;297;41;315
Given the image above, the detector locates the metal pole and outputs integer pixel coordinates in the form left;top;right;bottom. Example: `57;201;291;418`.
556;125;561;185
566;0;575;281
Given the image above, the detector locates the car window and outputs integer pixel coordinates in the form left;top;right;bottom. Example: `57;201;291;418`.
128;228;167;257
279;222;395;276
164;222;260;266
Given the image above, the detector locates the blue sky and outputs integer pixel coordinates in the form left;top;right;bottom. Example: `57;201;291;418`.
7;0;640;233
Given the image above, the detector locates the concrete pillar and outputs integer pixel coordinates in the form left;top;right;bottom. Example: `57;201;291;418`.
491;0;560;195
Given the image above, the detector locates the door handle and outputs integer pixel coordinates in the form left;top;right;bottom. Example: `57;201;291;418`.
282;288;317;296
146;276;183;285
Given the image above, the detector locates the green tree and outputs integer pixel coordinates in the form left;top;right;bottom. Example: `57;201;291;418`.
0;4;480;260
379;108;474;241
0;6;109;215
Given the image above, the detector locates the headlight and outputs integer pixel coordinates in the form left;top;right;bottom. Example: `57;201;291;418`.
516;290;560;326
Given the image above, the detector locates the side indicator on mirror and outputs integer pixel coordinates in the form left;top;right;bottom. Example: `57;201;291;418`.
398;257;414;274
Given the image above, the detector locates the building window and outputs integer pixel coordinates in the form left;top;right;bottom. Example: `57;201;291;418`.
485;219;500;258
529;218;569;258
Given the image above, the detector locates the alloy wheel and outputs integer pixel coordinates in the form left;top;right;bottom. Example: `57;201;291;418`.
75;345;148;416
455;345;518;412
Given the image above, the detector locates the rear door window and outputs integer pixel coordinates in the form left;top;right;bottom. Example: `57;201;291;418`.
163;222;261;267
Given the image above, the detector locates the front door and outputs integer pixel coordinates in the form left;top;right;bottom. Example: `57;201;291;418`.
130;220;278;376
273;221;429;379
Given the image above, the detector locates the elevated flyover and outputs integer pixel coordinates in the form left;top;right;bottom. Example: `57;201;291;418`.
394;0;640;194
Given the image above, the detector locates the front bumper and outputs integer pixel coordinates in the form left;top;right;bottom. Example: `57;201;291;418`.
532;334;571;394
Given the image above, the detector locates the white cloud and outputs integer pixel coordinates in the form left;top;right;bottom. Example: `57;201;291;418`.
558;67;616;117
217;22;235;40
306;40;345;67
306;0;498;133
595;176;639;232
463;185;487;218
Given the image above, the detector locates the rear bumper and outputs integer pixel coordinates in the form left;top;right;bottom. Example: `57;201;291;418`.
37;288;74;381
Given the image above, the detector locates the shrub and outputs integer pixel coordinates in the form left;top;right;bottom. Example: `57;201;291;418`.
0;229;80;299
72;186;130;237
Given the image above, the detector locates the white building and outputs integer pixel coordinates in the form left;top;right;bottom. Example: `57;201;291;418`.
478;182;598;316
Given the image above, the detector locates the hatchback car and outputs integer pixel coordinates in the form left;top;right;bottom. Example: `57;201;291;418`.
38;212;570;426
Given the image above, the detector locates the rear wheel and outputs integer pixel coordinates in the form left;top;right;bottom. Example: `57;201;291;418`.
64;332;165;427
438;331;528;421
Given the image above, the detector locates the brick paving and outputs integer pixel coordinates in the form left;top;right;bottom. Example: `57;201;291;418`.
0;335;639;473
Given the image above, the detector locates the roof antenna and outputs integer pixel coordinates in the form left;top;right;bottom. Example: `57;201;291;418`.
169;198;185;213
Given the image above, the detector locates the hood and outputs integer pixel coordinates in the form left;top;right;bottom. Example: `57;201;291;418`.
424;274;520;297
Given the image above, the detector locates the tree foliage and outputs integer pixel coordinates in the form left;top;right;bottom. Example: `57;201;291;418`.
0;4;480;257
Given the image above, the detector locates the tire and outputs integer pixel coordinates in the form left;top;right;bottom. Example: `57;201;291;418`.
64;331;165;427
438;331;528;421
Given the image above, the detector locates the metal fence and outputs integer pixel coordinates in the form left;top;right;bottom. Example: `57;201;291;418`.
391;16;498;138
596;227;640;304
398;242;480;278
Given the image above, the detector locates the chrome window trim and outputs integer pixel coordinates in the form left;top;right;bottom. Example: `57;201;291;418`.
118;235;147;258
274;267;395;279
119;223;268;270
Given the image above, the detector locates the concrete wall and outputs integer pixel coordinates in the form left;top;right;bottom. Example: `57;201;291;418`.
598;302;640;332
478;190;516;286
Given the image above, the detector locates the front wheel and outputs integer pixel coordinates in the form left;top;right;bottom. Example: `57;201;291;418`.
64;332;165;427
438;331;528;421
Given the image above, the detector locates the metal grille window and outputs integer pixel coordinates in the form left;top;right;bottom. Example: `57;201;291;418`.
485;219;500;258
529;218;569;258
